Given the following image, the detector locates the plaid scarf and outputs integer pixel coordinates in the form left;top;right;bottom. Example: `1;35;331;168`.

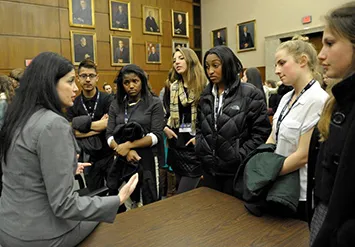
167;80;197;133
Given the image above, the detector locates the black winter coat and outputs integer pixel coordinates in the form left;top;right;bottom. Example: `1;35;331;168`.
196;80;271;176
308;74;355;247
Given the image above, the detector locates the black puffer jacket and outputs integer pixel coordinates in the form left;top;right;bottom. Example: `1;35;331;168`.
196;79;271;176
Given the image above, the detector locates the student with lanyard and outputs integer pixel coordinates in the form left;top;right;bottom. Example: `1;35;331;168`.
66;59;114;193
165;47;207;194
106;64;164;207
196;46;270;196
265;36;328;221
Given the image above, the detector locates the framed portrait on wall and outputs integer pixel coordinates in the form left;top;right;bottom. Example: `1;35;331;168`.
172;39;189;53
237;20;256;52
146;42;161;64
172;10;189;38
211;27;227;47
70;30;97;65
68;0;95;28
109;0;131;31
110;35;132;66
142;5;162;35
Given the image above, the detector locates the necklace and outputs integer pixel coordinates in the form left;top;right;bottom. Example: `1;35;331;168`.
128;98;141;106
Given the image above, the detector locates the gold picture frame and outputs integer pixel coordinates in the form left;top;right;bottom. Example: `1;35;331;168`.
146;42;161;64
237;19;256;52
142;5;162;36
171;10;189;38
68;0;95;28
70;30;97;65
172;39;189;53
110;35;132;66
109;0;131;32
211;27;227;47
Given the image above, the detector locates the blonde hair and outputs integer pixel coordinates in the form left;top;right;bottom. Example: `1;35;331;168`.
292;35;309;42
317;2;355;141
277;35;320;80
172;47;206;100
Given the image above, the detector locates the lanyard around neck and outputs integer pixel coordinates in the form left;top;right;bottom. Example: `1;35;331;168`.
275;79;316;143
214;91;225;130
81;91;100;120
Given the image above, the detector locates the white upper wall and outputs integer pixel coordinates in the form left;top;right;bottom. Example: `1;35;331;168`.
201;0;351;68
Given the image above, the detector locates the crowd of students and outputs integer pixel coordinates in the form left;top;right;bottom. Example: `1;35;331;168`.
0;2;354;246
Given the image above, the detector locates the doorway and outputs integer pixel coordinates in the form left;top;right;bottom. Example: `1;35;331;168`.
279;31;323;54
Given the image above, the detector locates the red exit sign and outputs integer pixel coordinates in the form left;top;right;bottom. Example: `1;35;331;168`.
302;15;312;24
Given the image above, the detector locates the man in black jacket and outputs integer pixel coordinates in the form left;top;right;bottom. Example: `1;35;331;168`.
66;59;114;192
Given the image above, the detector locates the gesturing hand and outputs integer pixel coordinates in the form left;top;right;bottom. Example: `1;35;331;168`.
76;162;91;175
118;173;139;205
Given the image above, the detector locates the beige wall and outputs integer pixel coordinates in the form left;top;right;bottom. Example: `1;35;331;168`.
201;0;350;70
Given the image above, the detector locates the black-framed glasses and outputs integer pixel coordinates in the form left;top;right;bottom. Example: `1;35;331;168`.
79;74;97;79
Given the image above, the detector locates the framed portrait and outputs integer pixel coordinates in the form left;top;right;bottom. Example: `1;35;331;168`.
110;35;132;66
70;30;97;65
172;10;189;38
142;5;162;35
146;42;161;64
237;19;256;52
68;0;95;28
109;0;131;31
172;39;189;53
211;27;227;47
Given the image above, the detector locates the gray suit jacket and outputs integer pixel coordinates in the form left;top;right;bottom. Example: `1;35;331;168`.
0;109;120;241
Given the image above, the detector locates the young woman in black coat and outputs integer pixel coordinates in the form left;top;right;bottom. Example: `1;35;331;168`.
106;64;165;206
164;48;207;194
195;46;271;195
309;2;355;246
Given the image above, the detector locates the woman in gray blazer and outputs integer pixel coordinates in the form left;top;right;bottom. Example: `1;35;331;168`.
0;52;138;247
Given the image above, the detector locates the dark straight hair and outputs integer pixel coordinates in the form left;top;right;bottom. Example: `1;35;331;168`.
78;59;97;74
246;67;266;99
114;64;152;107
203;46;243;88
0;52;74;162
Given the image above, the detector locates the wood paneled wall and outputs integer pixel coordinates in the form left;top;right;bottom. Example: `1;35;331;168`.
242;66;266;84
0;0;195;94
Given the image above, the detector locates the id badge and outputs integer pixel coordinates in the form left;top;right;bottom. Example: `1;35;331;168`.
179;123;192;133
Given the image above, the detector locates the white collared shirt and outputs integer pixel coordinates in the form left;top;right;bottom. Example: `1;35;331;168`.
272;81;328;201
